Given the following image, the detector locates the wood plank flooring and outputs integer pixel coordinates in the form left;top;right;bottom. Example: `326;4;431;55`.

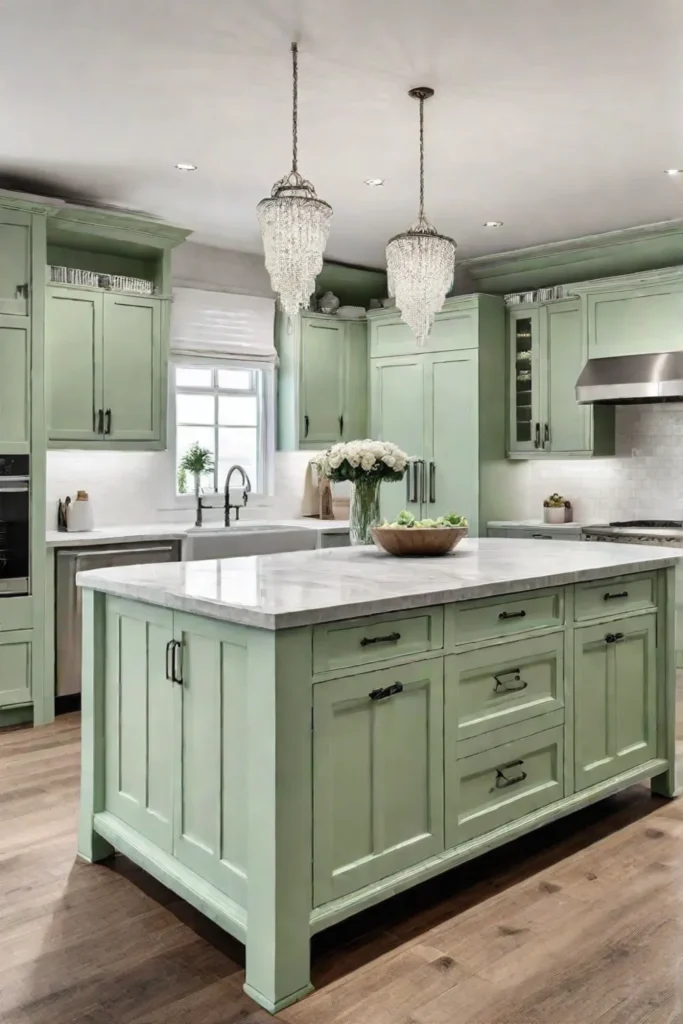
2;712;683;1023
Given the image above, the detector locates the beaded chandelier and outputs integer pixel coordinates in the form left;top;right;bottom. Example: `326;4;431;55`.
386;87;456;346
257;42;333;316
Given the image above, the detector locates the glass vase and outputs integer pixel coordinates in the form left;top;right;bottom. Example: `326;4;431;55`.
350;477;381;546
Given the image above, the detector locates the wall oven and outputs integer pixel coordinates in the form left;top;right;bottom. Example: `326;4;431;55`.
0;455;30;596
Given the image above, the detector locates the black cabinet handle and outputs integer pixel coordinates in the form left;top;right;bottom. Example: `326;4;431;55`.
604;590;628;601
495;759;527;788
171;640;183;684
534;422;541;449
15;283;28;299
104;409;112;435
499;609;526;621
96;408;104;434
605;632;624;644
338;414;344;436
304;414;309;438
544;423;550;448
493;669;528;693
429;461;436;503
360;631;401;647
165;640;174;681
532;534;552;539
369;682;403;701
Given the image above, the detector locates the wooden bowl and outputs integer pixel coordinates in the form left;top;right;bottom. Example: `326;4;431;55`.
371;526;468;557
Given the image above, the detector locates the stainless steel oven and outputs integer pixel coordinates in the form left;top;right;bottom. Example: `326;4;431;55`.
0;455;30;596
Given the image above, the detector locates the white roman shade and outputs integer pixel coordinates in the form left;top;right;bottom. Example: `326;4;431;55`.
171;288;277;364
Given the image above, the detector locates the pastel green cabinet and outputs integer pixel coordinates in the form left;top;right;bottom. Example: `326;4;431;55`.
0;318;30;446
586;280;683;357
0;630;32;706
312;659;444;905
46;286;165;449
370;354;424;523
574;613;658;790
276;313;368;450
0;210;30;317
508;300;614;459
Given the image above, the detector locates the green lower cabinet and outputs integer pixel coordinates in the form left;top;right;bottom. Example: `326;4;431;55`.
312;659;444;906
574;613;658;790
0;317;30;446
0;630;32;706
446;722;564;848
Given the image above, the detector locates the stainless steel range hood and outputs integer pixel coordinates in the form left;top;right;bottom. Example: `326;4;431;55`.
576;351;683;404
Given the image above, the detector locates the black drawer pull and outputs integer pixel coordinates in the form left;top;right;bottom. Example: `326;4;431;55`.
603;590;628;601
605;632;625;644
499;609;526;621
369;682;403;701
532;534;552;540
495;759;527;788
493;669;528;693
360;631;401;647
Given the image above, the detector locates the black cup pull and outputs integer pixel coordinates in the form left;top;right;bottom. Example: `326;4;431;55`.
605;633;617;644
493;669;528;693
495;759;527;789
499;609;526;621
360;631;401;647
613;631;625;643
304;414;309;438
603;590;628;601
104;409;112;435
369;682;403;702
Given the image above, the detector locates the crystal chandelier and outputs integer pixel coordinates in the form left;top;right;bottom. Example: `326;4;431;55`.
257;42;333;316
386;87;456;346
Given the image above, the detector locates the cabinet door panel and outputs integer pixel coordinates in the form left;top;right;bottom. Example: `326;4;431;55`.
508;309;541;455
104;600;174;850
574;614;657;790
46;288;102;441
0;630;32;707
0;214;30;316
424;350;479;531
0;318;29;445
342;321;368;440
371;355;424;521
545;302;588;453
173;613;247;906
103;295;162;441
587;285;683;357
300;319;343;445
313;659;444;905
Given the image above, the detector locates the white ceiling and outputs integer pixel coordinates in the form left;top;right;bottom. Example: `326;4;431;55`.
3;0;683;268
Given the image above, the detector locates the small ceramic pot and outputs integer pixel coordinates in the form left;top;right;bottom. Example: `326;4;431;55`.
543;506;572;524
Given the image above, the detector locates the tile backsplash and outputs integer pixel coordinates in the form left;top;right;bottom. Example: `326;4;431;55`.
513;403;683;523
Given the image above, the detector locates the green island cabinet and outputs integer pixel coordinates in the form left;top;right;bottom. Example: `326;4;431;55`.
78;552;679;1014
276;311;367;450
368;295;509;534
507;298;615;459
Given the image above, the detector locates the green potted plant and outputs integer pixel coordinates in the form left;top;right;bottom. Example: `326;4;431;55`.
543;493;572;524
179;442;214;499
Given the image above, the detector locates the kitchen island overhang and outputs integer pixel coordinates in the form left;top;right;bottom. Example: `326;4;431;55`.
76;539;682;1014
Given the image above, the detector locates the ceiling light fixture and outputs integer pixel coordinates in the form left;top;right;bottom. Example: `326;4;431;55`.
665;168;683;176
257;41;333;316
365;178;385;187
484;220;503;228
385;87;456;347
175;163;197;171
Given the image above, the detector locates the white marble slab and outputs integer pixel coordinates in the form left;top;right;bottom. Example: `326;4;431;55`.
76;537;682;631
46;519;349;548
487;520;588;530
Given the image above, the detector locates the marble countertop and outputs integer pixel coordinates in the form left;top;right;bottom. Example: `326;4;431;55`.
46;519;350;548
76;537;681;631
487;520;587;530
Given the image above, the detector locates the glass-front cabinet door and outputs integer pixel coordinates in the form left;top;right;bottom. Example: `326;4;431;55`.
508;308;541;456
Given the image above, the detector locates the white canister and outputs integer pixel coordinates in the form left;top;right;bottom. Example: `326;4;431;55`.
66;490;94;532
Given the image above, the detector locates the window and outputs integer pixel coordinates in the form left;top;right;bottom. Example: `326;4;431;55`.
173;363;270;497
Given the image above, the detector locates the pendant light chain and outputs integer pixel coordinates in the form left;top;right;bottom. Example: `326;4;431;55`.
418;94;425;222
291;41;298;174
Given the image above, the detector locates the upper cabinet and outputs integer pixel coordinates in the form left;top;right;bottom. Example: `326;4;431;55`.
507;299;615;459
276;312;368;450
0;210;31;316
576;269;683;358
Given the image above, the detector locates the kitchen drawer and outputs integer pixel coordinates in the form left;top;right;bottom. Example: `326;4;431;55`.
313;607;443;675
448;588;563;646
574;573;656;622
0;596;32;632
446;722;564;847
445;633;564;742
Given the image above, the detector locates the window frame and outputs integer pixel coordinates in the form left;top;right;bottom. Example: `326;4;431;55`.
165;356;275;512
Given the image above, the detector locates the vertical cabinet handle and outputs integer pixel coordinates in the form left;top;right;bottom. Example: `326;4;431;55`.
338;414;344;436
165;640;174;681
534;422;541;449
409;461;420;503
104;409;112;435
419;460;426;505
15;283;29;299
304;414;309;439
170;640;183;684
428;461;436;503
96;408;104;434
544;423;550;448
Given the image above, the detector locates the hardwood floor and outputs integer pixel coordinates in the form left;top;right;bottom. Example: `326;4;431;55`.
2;713;683;1023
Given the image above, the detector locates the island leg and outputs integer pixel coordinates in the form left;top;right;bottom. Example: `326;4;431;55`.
78;589;114;862
243;629;314;1013
652;566;680;799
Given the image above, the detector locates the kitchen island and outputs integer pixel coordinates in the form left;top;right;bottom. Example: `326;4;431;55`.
77;538;681;1013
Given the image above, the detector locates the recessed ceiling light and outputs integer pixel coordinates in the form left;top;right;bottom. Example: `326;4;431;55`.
483;220;503;227
364;178;385;187
665;168;683;175
175;162;197;171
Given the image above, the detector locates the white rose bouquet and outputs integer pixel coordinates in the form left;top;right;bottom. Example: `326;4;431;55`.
315;439;409;484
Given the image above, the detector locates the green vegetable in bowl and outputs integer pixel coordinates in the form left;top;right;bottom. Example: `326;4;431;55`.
379;510;468;529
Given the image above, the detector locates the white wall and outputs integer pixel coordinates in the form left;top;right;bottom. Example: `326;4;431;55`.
172;240;274;297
